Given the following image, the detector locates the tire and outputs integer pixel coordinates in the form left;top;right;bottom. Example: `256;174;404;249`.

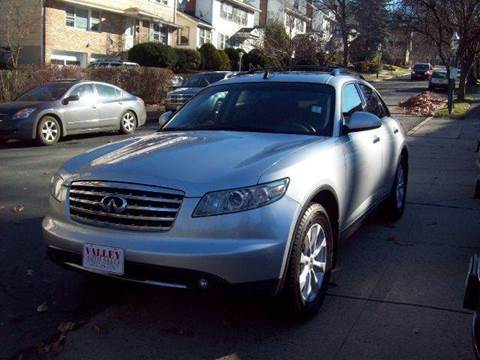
280;203;334;319
385;156;408;221
120;111;137;135
37;116;61;146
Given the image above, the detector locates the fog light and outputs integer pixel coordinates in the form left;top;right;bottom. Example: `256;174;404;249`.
198;278;209;289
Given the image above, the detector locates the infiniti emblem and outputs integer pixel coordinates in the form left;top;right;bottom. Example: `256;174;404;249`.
101;196;127;213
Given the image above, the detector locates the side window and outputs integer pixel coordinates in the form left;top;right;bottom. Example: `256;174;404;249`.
95;84;119;100
358;84;388;118
342;83;363;116
70;84;94;103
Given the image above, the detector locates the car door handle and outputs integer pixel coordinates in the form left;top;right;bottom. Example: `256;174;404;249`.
372;135;381;144
393;128;399;134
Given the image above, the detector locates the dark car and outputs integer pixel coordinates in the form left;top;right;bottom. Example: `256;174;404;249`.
165;72;234;111
464;255;480;358
0;80;146;145
411;63;433;80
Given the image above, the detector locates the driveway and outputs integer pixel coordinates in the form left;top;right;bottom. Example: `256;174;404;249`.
1;78;474;360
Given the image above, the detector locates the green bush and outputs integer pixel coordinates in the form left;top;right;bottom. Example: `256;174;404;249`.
244;49;268;69
224;48;247;70
0;65;173;104
199;43;229;71
128;42;177;68
174;48;201;72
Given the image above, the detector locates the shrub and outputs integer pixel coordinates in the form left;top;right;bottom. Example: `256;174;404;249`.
174;48;201;72
199;43;228;71
244;49;268;69
0;65;173;105
353;60;382;74
128;42;177;68
216;49;231;70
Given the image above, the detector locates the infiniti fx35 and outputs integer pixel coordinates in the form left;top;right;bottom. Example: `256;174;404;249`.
43;72;408;318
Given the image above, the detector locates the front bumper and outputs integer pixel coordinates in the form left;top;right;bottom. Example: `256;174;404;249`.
0;117;35;139
43;195;301;291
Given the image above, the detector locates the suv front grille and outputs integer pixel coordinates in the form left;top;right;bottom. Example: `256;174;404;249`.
68;181;184;231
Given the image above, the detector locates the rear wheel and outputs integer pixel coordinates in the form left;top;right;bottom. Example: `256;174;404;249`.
385;156;408;220
120;111;137;134
280;203;334;319
37;116;61;146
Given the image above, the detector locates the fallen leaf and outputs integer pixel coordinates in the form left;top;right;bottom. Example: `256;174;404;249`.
413;328;420;334
36;302;48;313
43;172;49;175
12;205;24;213
92;323;105;335
217;354;241;360
26;269;34;276
58;321;76;333
49;334;66;357
162;326;194;337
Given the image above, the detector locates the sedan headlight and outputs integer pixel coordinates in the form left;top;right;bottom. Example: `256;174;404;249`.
193;178;289;217
50;175;67;202
12;108;36;119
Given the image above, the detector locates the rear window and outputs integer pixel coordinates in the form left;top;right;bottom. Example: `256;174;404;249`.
95;84;121;99
432;72;447;79
414;64;430;70
164;82;335;136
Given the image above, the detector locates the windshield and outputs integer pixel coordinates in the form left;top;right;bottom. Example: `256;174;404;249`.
182;73;226;88
163;82;335;136
17;82;72;101
414;64;430;71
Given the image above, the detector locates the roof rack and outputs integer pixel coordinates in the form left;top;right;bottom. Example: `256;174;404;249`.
233;64;365;80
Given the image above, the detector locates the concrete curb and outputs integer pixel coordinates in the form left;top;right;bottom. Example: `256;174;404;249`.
407;116;434;136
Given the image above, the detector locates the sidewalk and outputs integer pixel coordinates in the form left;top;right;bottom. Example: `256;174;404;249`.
54;103;480;360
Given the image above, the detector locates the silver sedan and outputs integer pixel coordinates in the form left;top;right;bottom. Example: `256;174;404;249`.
0;80;146;145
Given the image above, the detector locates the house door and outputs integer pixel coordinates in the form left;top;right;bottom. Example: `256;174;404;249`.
124;18;135;50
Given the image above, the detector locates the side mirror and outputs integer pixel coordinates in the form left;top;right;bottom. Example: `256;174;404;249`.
158;111;173;128
345;111;382;132
62;94;79;105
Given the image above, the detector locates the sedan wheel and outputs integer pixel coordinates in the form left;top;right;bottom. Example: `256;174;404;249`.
120;111;137;134
385;156;408;220
37;116;60;145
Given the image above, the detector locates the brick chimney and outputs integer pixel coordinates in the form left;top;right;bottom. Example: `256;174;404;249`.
184;0;196;16
259;0;268;28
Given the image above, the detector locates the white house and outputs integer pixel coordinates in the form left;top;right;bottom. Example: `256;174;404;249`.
181;0;261;51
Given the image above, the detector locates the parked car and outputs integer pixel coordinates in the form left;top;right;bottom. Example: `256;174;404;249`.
88;60;140;68
464;255;480;358
0;80;146;145
44;72;408;318
428;69;449;90
411;63;433;80
165;71;234;111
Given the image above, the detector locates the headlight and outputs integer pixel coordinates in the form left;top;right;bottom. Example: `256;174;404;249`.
50;175;67;202
12;108;36;119
193;178;289;217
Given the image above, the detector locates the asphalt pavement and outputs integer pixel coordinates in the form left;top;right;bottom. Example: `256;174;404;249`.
0;77;471;360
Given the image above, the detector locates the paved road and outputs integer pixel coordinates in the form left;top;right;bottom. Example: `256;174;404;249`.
0;78;451;359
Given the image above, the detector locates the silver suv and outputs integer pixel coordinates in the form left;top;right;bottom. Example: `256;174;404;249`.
43;72;408;318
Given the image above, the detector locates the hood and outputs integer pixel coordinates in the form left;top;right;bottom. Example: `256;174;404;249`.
62;131;325;197
0;101;46;115
168;87;203;96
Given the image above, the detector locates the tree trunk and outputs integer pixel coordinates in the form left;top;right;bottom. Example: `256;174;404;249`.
342;30;349;67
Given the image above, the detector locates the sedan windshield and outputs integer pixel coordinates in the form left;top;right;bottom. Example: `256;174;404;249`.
17;82;72;101
182;73;226;88
163;82;335;136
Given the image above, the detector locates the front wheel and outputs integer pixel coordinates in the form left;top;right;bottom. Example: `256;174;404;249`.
37;116;61;146
385;156;408;220
120;111;137;134
280;203;334;319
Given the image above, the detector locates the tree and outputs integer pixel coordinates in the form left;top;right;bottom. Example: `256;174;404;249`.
261;19;292;68
314;0;357;66
397;0;480;100
0;0;37;68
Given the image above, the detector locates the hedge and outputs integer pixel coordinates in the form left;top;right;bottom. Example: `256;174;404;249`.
199;43;230;71
0;65;173;104
128;42;177;68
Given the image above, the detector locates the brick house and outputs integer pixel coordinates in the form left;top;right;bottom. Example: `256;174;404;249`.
0;0;181;67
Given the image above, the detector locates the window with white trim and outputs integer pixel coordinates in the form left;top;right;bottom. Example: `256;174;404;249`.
295;18;305;32
220;3;248;26
150;23;168;44
199;28;212;46
177;27;190;46
151;0;168;5
218;34;228;49
65;6;101;32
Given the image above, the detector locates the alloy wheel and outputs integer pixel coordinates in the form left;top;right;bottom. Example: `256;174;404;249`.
299;223;327;303
41;119;59;143
122;112;135;132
